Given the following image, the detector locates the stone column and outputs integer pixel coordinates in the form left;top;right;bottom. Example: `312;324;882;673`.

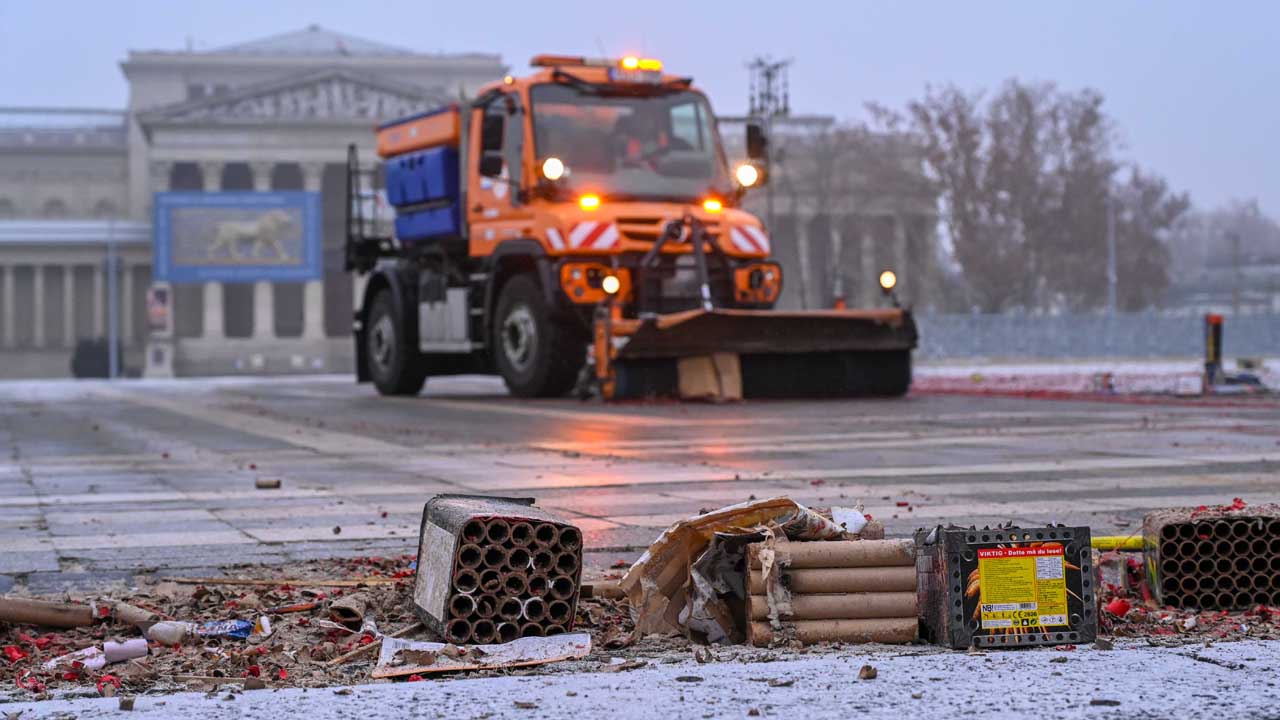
252;281;274;340
200;161;225;341
32;265;45;348
121;263;133;346
2;264;14;348
830;219;845;305
63;264;75;348
202;282;224;339
249;162;275;340
92;264;104;337
147;160;173;218
795;215;812;310
301;162;326;340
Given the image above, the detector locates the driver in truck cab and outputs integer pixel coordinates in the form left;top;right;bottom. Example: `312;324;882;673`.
614;109;665;169
611;107;689;170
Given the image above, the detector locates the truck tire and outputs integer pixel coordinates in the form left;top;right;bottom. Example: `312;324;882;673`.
493;275;585;398
366;289;427;396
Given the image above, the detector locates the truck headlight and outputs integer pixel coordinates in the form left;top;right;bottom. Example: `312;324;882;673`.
542;157;566;181
879;270;897;291
735;163;760;188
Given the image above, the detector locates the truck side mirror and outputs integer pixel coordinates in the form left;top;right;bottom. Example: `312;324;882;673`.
479;152;504;178
746;122;768;161
481;114;504;153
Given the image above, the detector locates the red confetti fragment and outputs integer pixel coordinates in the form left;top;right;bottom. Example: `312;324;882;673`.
1230;497;1247;510
33;636;55;650
278;668;288;680
380;512;388;519
243;665;261;677
895;501;910;507
610;560;629;569
4;645;29;663
1104;598;1132;617
61;671;79;681
358;635;375;645
248;463;257;470
407;674;424;682
15;670;45;693
96;674;122;694
809;479;826;486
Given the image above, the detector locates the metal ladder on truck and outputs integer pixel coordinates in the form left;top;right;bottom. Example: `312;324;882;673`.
344;143;396;273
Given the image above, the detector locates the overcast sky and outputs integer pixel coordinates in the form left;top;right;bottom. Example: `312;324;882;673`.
2;1;1275;214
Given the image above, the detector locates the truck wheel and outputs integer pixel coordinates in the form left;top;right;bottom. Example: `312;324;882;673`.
366;289;427;396
494;275;585;398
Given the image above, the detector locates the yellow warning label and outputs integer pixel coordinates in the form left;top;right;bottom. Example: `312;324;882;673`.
977;546;1068;629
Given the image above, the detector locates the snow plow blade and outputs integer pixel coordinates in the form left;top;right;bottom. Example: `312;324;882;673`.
600;308;918;399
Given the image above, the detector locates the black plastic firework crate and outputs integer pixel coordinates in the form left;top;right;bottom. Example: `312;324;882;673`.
916;525;1096;648
413;494;582;644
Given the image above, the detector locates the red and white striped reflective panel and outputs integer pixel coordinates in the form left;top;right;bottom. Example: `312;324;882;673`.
567;221;620;250
729;225;771;254
545;227;566;250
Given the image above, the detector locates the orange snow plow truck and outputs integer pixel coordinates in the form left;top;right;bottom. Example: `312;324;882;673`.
347;55;916;399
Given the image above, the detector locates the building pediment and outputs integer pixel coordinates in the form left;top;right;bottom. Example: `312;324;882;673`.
138;69;451;127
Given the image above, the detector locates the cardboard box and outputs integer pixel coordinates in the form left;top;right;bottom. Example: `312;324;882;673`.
677;353;742;401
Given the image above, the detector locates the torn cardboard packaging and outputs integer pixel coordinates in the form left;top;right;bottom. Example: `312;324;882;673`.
620;497;897;644
677;353;742;401
373;633;591;679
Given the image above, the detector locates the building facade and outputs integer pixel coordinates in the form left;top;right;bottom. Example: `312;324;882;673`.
0;26;505;377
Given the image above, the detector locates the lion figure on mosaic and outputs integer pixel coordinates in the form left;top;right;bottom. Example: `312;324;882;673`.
206;210;294;261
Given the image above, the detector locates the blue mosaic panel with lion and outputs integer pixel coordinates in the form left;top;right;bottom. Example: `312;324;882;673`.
153;192;322;283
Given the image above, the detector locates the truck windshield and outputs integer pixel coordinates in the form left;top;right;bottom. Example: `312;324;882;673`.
530;83;731;202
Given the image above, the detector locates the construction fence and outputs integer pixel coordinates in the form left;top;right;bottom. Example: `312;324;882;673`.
915;312;1280;361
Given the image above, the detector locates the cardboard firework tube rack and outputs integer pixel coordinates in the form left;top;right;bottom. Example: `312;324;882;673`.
1144;504;1280;610
746;540;918;646
413;495;583;644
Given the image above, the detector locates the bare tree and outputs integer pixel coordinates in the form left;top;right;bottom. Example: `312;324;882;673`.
871;79;1188;313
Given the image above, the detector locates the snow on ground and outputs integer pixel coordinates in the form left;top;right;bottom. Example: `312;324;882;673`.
5;638;1277;720
915;358;1279;396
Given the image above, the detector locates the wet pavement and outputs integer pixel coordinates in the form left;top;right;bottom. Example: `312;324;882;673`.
1;375;1276;594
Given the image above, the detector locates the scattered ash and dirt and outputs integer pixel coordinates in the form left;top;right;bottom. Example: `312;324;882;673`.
5;550;1280;703
0;556;646;701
